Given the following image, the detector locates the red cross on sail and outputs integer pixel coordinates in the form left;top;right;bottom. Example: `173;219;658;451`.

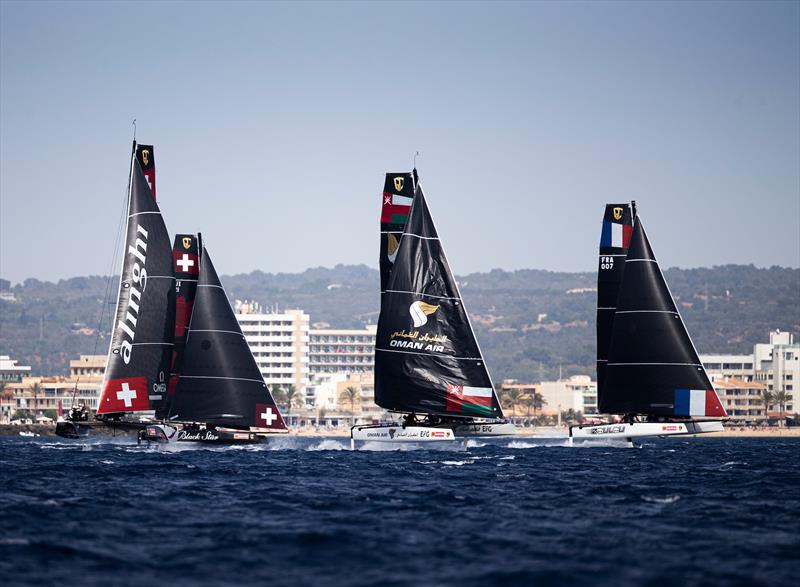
256;403;286;430
97;377;149;413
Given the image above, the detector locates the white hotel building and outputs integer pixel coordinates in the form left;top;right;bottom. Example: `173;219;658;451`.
308;325;376;376
234;301;310;393
701;330;799;414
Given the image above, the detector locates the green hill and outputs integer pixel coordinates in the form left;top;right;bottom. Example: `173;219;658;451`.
1;264;797;381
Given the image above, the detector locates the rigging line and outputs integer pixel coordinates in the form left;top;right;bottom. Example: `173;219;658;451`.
92;159;132;356
382;289;460;300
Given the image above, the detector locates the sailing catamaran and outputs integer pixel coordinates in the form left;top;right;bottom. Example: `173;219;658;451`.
351;170;515;445
570;203;726;442
93;143;175;425
56;141;287;444
141;244;288;443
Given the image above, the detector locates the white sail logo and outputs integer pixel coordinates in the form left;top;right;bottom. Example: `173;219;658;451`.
409;301;439;328
118;224;149;364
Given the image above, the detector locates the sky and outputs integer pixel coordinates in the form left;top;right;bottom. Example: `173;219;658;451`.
1;0;798;285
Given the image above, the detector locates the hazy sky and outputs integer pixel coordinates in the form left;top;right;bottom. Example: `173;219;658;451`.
1;1;798;285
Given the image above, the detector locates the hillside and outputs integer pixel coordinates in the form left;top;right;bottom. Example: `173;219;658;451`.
1;265;798;381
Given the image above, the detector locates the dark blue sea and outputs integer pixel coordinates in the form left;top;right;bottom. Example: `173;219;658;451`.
1;436;798;587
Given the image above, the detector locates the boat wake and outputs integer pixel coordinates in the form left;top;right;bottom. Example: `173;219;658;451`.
640;494;681;504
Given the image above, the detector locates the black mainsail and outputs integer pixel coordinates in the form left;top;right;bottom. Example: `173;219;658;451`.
379;172;415;291
97;144;175;418
596;203;633;397
374;176;503;419
168;247;287;431
599;213;726;419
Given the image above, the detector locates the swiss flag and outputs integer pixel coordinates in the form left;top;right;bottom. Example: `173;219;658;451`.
255;403;286;430
173;251;199;276
97;377;149;414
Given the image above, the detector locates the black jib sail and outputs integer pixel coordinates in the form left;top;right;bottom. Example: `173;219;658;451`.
374;178;503;419
167;234;200;403
97;144;175;417
599;214;726;419
168;247;287;431
596;203;633;396
379;172;415;291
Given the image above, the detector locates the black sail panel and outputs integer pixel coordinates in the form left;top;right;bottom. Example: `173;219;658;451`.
97;150;175;416
596;204;633;396
135;144;156;200
379;172;415;291
169;248;287;431
166;234;200;413
600;217;726;418
374;185;503;419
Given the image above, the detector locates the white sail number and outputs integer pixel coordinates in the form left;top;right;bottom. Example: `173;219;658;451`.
600;256;615;271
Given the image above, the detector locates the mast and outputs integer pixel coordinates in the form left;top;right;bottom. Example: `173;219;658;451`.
374;178;503;419
96;144;176;417
600;212;726;418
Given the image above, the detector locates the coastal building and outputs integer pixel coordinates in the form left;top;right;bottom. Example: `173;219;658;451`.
701;330;799;415
700;354;755;381
537;375;598;416
302;372;383;424
234;301;310;393
710;376;767;423
1;376;101;423
753;330;798;413
0;355;31;382
69;355;106;380
309;325;376;376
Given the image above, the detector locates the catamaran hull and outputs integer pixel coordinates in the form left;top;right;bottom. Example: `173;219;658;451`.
55;420;92;439
450;422;517;436
350;425;455;446
139;424;263;445
570;420;724;441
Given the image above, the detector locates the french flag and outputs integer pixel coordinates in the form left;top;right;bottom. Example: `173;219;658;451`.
674;389;727;417
600;221;632;248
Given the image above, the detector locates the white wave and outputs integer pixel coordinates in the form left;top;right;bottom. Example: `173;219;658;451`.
464;439;487;448
641;494;681;504
307;439;349;451
507;440;549;449
440;460;472;466
0;538;30;546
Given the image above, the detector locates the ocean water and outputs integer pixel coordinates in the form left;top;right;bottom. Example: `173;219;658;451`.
1;436;798;587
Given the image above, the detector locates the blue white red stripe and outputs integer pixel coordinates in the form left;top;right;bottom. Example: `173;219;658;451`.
600;221;632;248
674;389;726;417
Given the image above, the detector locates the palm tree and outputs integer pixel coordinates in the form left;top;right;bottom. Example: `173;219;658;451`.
339;386;359;424
284;384;300;419
773;390;790;426
29;382;42;417
503;388;524;422
761;390;775;423
272;386;288;408
530;391;546;418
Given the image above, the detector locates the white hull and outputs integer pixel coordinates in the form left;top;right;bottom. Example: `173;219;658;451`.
350;425;455;447
450;422;517;437
570;420;724;441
